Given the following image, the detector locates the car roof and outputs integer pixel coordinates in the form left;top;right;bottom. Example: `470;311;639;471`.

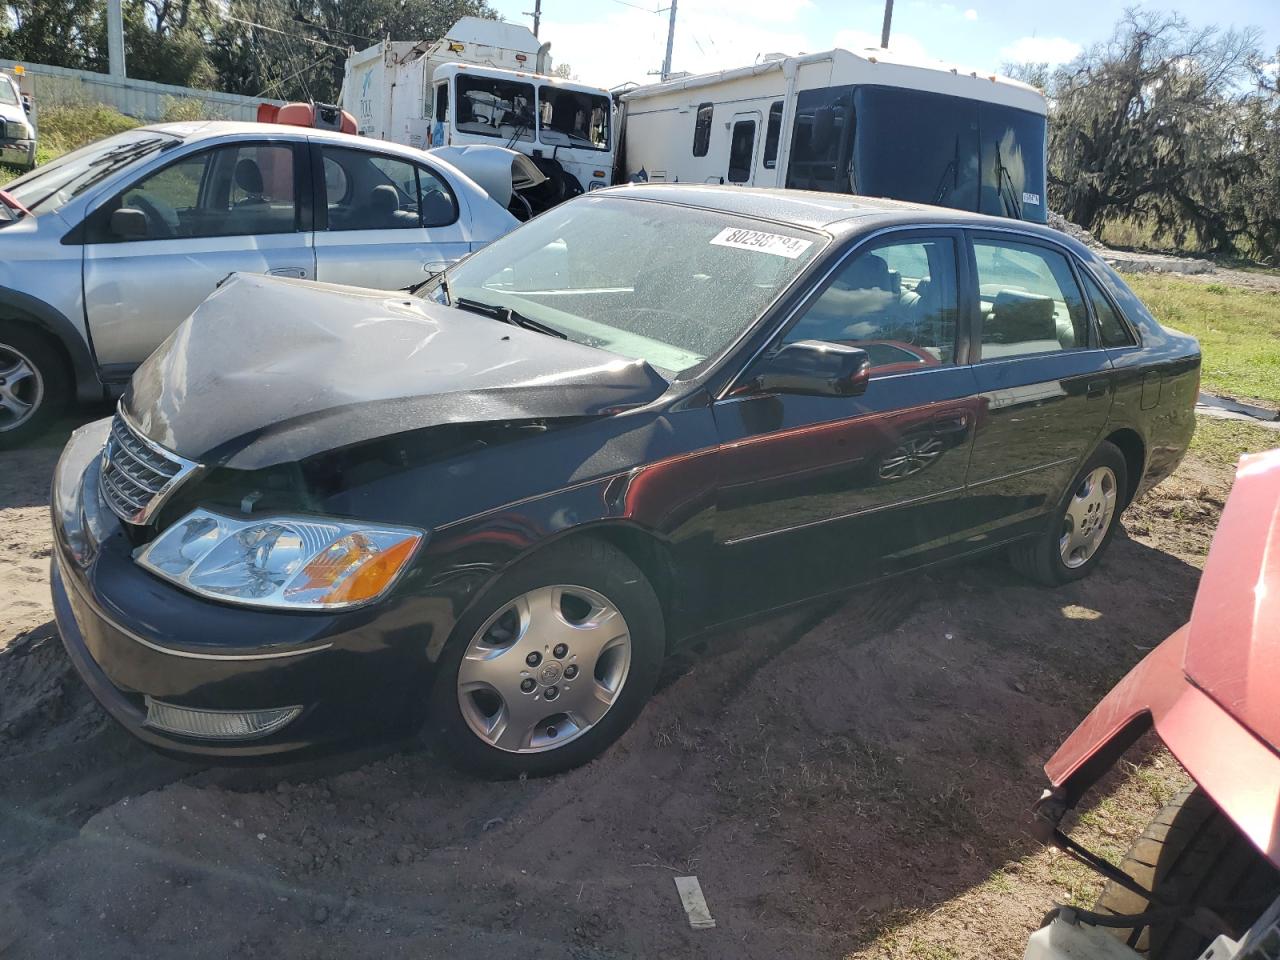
598;183;1088;254
135;120;431;159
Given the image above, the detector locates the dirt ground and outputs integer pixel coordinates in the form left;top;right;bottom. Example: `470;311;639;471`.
0;411;1237;960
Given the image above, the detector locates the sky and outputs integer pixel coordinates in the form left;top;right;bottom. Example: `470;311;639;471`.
484;0;1280;90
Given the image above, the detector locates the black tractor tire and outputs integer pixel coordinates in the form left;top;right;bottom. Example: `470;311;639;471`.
0;320;70;448
1095;784;1280;959
1010;440;1128;585
425;536;665;779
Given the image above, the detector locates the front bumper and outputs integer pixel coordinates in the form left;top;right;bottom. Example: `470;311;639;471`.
50;423;431;758
0;137;35;169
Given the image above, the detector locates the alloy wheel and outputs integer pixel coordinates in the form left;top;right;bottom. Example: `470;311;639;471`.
457;584;632;753
1059;465;1118;569
0;342;43;433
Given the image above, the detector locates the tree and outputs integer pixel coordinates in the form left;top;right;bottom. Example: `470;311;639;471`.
1019;8;1278;256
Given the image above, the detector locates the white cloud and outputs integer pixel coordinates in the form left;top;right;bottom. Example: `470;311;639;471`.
832;28;930;64
964;8;978;20
1000;36;1082;65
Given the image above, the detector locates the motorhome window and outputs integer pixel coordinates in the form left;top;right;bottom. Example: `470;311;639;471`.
727;119;756;183
846;85;1047;222
692;103;713;157
455;75;536;143
763;101;783;169
538;87;610;150
785;86;855;192
851;85;980;212
977;101;1047;223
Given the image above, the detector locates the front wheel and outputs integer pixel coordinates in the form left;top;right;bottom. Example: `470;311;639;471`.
1010;441;1127;585
425;537;665;779
0;321;68;447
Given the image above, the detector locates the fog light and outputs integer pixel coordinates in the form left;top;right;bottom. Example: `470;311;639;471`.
144;697;302;740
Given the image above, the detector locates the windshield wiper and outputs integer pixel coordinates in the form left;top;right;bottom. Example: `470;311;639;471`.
455;297;568;339
992;142;1023;220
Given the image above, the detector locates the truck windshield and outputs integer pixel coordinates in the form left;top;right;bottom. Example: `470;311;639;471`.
455;75;536;143
538;87;610;150
785;84;1047;223
440;195;824;375
5;129;181;216
0;78;19;106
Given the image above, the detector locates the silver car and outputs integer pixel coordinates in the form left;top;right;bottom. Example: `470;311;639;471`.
0;120;519;443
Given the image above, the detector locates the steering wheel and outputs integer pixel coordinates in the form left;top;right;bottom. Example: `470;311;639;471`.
129;195;176;239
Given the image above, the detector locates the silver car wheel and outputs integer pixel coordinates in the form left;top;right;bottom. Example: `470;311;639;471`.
1059;465;1118;569
457;584;632;754
0;342;43;432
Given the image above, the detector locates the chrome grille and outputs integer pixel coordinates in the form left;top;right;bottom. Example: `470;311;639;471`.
99;413;197;524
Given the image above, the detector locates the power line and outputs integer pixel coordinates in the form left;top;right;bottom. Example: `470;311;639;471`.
222;13;350;52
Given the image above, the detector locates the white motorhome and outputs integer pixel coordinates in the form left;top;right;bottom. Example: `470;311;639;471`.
341;18;614;212
618;47;1049;222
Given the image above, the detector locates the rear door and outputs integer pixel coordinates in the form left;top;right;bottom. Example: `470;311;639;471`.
311;143;471;291
959;231;1115;544
82;138;314;369
713;229;982;616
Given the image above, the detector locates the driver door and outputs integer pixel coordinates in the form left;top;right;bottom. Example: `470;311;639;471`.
82;139;314;370
713;231;982;616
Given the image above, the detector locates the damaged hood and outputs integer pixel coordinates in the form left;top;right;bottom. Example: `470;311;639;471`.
124;274;669;469
1184;447;1280;752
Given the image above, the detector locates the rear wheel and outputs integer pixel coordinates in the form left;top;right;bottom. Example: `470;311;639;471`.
1010;441;1127;585
425;537;664;779
0;321;68;447
1096;785;1280;959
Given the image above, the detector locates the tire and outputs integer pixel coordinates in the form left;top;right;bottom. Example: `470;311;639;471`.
425;536;665;779
1095;785;1280;959
0;320;69;447
1010;440;1127;585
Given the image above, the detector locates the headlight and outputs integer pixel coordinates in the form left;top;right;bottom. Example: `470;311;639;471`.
136;508;424;610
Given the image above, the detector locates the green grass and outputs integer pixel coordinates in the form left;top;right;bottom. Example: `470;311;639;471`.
1126;274;1280;407
1190;416;1280;467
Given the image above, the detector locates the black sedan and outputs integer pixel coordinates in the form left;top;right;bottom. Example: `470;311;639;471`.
50;185;1200;777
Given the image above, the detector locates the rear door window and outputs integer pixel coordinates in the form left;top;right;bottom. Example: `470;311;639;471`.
1081;269;1136;347
973;238;1090;358
320;146;457;231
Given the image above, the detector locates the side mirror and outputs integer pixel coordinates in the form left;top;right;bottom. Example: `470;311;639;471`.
21;94;33;114
756;340;871;397
109;207;149;241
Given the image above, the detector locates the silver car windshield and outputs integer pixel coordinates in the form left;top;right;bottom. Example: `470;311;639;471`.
444;195;825;375
5;129;180;216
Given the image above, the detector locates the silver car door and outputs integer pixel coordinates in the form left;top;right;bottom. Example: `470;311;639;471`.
82;139;314;369
312;144;471;290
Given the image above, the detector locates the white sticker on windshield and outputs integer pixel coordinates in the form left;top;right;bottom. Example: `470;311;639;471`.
1022;191;1041;206
710;227;813;259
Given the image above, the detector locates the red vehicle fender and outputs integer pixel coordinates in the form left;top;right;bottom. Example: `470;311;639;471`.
1044;448;1280;867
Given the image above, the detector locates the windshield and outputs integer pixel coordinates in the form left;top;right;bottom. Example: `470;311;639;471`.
455;75;536;144
785;83;1047;224
440;195;824;375
538;87;610;151
5;129;180;216
0;78;18;107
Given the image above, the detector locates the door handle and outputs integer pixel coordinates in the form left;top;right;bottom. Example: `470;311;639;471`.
1086;379;1109;400
268;267;308;279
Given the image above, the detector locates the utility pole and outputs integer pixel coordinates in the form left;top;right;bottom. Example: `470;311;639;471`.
879;0;893;49
660;0;677;80
524;0;542;38
106;0;126;78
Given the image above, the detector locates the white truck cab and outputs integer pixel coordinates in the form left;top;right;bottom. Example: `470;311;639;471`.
618;47;1049;223
431;63;613;207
